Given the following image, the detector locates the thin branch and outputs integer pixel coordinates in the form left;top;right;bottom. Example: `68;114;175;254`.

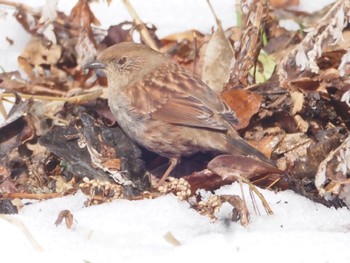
122;0;159;51
0;88;103;104
0;215;43;251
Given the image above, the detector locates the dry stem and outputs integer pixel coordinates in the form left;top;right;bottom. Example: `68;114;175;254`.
122;0;159;51
0;215;43;251
0;89;103;104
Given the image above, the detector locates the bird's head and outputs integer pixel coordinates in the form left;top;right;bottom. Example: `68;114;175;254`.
84;42;165;90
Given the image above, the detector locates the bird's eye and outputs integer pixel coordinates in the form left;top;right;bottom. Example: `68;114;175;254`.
117;57;127;65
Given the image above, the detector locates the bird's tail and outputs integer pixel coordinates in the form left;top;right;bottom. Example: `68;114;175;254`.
227;137;275;166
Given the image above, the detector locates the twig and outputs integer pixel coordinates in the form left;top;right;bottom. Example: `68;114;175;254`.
249;186;261;215
206;0;219;25
225;172;273;215
44;113;69;125
0;98;7;119
0;89;103;104
0;0;35;13
192;31;198;74
122;0;159;51
206;0;234;55
266;178;281;189
225;0;268;89
0;215;43;251
1;192;65;200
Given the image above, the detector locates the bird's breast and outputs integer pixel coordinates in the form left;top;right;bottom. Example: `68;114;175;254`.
107;87;147;139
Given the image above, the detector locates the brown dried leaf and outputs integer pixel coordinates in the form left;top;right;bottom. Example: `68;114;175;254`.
248;135;280;159
315;135;350;208
70;0;100;27
75;28;97;67
221;89;262;129
69;0;100;53
19;38;62;78
207;154;282;180
101;22;134;46
184;169;234;193
274;133;312;158
55;210;74;229
317;50;347;70
270;0;299;9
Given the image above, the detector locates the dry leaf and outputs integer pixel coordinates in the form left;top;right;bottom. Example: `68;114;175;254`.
315;135;350;208
275;133;312;162
201;21;234;94
75;27;97;67
294;114;309;132
248;135;281;158
69;0;100;55
18;38;62;78
290;90;304;115
163;232;181;247
221;89;262;130
207;154;282;180
270;0;299;9
55;210;74;229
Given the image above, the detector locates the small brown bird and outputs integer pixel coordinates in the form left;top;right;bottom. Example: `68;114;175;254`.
85;42;273;186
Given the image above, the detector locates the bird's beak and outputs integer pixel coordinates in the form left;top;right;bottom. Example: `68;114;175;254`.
83;61;106;70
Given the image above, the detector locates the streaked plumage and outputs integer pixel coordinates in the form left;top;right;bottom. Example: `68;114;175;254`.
85;42;273;185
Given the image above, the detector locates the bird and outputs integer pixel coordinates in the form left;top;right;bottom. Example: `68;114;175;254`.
84;42;274;186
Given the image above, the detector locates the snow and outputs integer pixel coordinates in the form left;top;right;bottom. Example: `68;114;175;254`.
2;184;350;263
1;0;349;262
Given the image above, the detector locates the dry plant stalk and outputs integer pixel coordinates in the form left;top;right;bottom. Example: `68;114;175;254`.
220;194;249;226
225;0;269;89
278;0;350;84
122;0;159;51
235;172;273;215
0;215;43;251
0;0;35;13
0;89;103;104
0;192;66;200
0;99;6;119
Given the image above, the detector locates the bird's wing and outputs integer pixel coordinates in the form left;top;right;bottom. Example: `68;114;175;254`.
128;60;238;131
151;94;228;130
